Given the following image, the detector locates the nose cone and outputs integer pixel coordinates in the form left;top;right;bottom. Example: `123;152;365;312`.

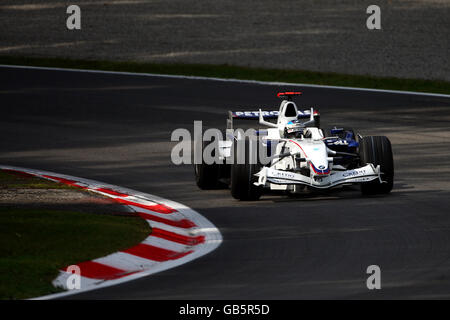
310;161;330;175
302;143;330;176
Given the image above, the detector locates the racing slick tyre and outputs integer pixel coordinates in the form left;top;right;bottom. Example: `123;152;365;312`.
359;136;394;195
230;138;262;201
194;139;221;190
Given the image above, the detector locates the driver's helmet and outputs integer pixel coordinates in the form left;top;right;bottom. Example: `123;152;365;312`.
284;120;304;138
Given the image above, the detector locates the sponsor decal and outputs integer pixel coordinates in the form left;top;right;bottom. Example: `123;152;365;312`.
342;169;366;177
233;111;278;117
332;140;349;146
232;110;314;118
273;171;296;179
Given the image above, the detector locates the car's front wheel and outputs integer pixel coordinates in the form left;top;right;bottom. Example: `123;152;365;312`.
359;135;394;195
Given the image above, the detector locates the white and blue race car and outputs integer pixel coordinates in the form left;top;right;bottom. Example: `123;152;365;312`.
194;92;394;200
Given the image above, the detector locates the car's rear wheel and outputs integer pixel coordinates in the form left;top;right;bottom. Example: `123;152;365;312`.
194;139;221;190
230;138;263;201
359;136;394;195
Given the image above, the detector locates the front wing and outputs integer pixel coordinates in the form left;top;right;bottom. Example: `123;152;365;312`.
255;164;382;189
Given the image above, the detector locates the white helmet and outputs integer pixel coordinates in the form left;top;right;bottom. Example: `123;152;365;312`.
284;120;304;138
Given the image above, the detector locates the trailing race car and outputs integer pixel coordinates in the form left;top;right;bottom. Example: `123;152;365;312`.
194;92;394;200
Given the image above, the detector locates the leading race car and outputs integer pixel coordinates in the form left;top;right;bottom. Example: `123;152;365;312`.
194;92;394;200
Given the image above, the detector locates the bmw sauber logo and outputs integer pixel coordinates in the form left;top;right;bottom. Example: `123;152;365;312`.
318;165;326;170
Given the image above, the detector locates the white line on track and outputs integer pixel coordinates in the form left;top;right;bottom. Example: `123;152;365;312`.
1;64;449;98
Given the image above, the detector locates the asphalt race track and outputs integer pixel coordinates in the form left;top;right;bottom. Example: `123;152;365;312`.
1;66;450;299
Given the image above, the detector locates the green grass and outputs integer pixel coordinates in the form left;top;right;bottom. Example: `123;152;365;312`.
1;55;449;95
0;207;150;300
0;169;150;299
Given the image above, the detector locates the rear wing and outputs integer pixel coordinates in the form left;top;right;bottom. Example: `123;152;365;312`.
227;109;320;129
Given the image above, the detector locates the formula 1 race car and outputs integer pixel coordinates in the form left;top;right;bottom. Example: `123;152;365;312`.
194;92;394;200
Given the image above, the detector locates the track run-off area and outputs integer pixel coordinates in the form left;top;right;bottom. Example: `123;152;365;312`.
1;65;450;299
